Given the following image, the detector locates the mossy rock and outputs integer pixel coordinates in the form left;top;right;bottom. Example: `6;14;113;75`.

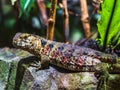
0;47;120;90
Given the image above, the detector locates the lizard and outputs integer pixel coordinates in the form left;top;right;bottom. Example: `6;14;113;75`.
12;33;120;72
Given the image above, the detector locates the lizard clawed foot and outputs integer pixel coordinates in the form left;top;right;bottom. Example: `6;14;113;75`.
30;60;42;71
30;60;50;71
30;55;50;71
94;63;110;90
97;74;109;90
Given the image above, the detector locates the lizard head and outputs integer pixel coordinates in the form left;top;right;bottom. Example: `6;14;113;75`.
13;33;42;51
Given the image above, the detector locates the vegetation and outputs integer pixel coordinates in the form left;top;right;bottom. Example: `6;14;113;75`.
97;0;120;51
0;0;99;47
0;0;120;89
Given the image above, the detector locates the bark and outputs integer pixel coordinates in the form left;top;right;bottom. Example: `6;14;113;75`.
46;0;58;40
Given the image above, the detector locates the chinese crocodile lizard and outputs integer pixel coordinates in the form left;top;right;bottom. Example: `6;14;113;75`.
13;33;120;71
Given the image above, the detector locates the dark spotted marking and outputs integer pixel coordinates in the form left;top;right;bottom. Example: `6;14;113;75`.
41;39;47;47
49;44;54;49
58;46;64;51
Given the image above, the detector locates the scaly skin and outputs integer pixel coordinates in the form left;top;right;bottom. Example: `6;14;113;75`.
13;33;120;71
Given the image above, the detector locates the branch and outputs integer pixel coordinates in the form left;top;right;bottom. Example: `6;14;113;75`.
46;0;58;40
80;0;91;38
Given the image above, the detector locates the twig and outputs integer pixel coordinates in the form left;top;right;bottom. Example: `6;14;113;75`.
92;0;102;15
62;0;69;43
46;0;58;40
37;0;48;26
79;0;91;38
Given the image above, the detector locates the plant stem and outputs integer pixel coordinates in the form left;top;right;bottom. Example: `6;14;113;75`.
62;0;69;43
79;0;91;38
46;0;58;40
37;0;48;26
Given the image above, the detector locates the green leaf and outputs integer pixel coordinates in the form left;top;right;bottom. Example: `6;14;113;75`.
114;38;120;48
116;37;120;46
97;0;120;47
19;0;35;17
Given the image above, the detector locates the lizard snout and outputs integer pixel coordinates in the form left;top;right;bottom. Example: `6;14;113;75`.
13;32;22;41
13;32;22;47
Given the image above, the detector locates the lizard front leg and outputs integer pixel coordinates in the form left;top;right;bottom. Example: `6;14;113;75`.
40;54;50;69
30;55;50;71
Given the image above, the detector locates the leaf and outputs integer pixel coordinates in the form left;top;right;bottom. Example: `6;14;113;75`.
113;36;120;49
46;1;60;9
112;30;120;44
97;0;120;47
19;0;35;17
10;0;17;5
114;37;120;48
116;37;120;46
